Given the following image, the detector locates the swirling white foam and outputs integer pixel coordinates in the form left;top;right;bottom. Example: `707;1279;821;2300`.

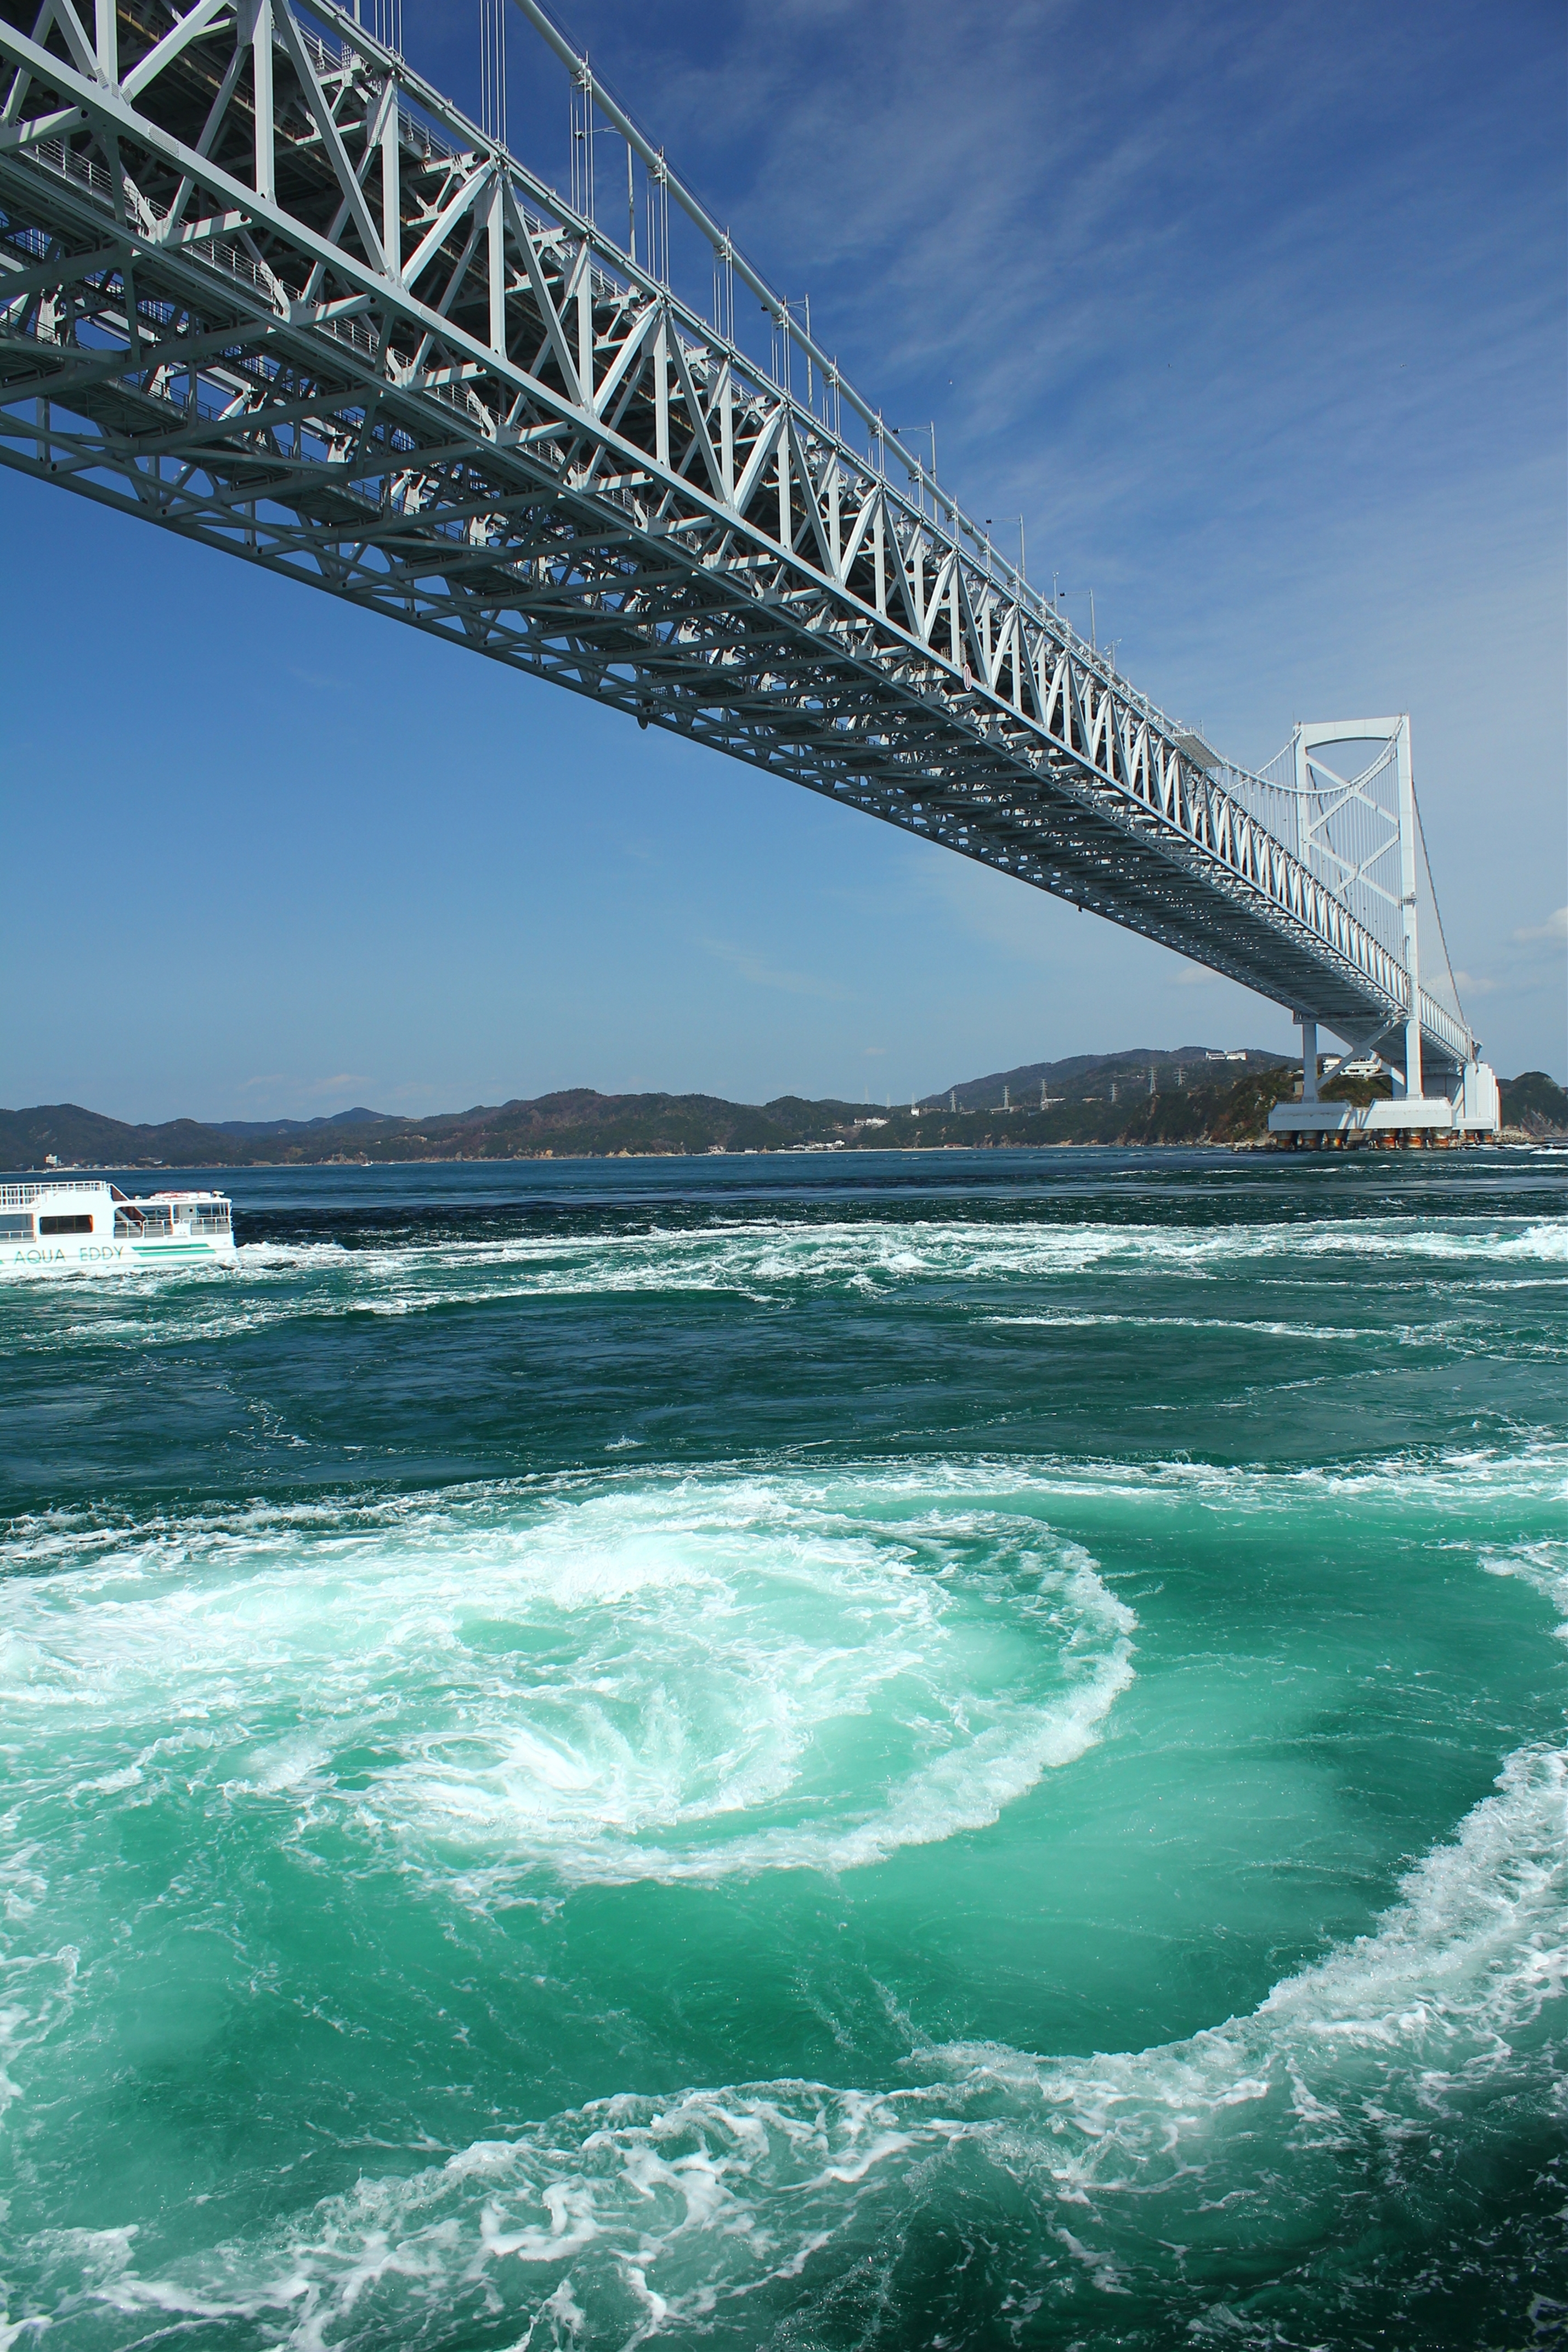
0;1468;1135;1891
4;1477;1565;2344
30;1721;1564;2348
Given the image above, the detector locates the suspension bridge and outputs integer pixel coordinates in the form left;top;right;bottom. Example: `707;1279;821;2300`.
0;0;1498;1135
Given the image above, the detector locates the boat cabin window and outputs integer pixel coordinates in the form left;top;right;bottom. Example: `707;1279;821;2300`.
0;1214;32;1241
39;1214;93;1235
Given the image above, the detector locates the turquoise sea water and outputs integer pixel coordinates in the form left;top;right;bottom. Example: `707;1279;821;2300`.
2;1145;1565;2350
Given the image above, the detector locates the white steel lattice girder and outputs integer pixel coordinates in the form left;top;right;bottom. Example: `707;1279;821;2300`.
0;0;1477;1071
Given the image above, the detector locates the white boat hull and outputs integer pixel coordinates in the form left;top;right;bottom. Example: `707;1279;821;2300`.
2;1233;237;1277
0;1180;237;1280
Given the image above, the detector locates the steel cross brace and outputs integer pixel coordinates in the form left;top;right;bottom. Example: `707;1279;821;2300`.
0;0;1476;1070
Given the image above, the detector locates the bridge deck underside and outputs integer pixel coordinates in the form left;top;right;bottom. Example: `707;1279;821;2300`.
0;0;1473;1072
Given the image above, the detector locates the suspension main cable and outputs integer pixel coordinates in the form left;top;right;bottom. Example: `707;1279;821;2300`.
1412;787;1468;1037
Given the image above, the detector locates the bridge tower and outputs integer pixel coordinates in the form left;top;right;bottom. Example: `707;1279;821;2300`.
1269;717;1498;1144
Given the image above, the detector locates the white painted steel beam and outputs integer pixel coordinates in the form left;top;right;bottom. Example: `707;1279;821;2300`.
0;0;1480;1075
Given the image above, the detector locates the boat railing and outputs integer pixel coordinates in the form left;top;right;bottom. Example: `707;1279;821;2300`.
0;1180;112;1207
112;1205;232;1236
2;1181;232;1231
115;1207;174;1236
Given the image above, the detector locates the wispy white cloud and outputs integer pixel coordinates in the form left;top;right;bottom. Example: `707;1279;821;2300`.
591;0;1558;604
702;937;849;999
1513;908;1568;946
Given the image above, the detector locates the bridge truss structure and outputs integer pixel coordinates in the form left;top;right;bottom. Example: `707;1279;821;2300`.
0;0;1487;1101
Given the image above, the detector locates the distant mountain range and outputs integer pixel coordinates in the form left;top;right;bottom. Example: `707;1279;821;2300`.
210;1107;394;1139
2;1055;1563;1168
918;1045;1281;1113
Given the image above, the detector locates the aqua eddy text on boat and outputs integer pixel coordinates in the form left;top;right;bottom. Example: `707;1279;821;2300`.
0;1179;236;1277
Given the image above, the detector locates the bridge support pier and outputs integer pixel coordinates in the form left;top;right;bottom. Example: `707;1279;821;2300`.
1269;1079;1499;1145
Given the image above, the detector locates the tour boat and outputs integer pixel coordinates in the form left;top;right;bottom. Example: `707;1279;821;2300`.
0;1179;236;1278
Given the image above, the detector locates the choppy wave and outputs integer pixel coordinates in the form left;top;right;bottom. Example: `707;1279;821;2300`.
8;1434;1565;1583
4;1445;1566;2345
182;1213;1568;1284
24;1722;1564;2348
2;1211;1563;1353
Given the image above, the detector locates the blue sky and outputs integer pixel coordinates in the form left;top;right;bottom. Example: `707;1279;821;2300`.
4;0;1563;1120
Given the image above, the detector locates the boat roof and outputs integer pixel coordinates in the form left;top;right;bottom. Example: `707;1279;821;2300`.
0;1177;231;1203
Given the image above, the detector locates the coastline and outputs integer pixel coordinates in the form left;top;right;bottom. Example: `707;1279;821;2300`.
7;1139;1273;1172
9;1137;1537;1178
5;1062;1559;1175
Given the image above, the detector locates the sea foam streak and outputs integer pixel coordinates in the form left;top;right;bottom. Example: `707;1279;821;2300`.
2;1210;1562;1353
